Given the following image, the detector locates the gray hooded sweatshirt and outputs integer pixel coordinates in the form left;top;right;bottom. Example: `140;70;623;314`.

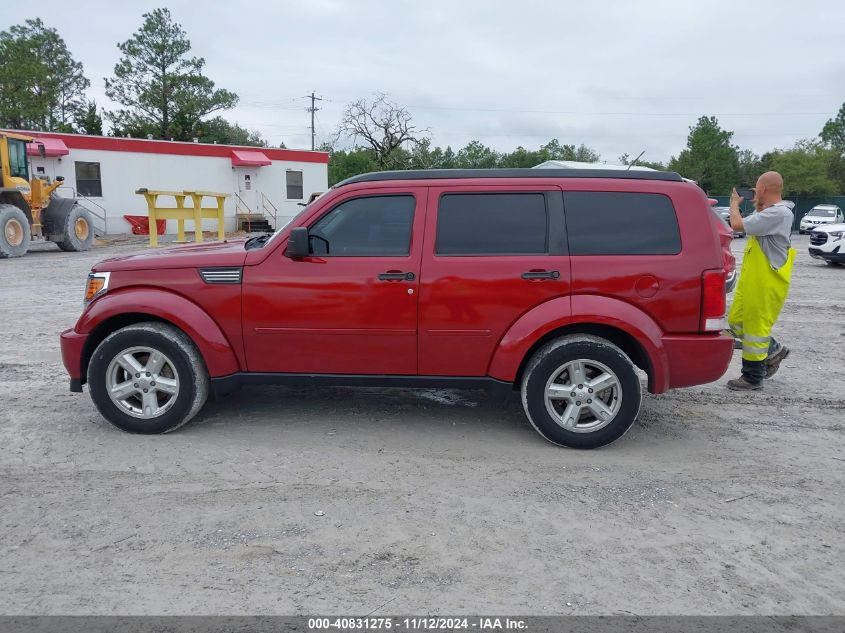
742;200;795;269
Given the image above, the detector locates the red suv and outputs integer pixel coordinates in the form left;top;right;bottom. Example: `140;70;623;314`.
60;169;734;448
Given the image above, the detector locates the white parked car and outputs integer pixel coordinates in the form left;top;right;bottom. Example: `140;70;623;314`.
799;204;844;234
809;223;845;266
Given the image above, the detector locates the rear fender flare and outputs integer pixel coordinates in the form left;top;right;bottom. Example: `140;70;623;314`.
77;287;240;377
487;295;669;393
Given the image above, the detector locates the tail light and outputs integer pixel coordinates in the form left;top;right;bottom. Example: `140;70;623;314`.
701;269;726;332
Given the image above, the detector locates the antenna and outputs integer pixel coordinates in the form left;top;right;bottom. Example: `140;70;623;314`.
627;150;646;170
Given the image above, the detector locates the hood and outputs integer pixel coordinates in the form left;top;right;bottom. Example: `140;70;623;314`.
813;222;845;233
92;240;249;272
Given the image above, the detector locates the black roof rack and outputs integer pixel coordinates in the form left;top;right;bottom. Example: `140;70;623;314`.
335;168;684;188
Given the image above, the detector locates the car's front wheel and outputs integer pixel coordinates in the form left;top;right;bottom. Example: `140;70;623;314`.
88;322;209;433
521;335;642;449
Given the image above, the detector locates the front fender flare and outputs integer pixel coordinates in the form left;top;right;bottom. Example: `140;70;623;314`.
487;295;669;393
77;287;240;377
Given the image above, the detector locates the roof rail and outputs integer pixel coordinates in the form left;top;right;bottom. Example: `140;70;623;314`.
335;168;684;188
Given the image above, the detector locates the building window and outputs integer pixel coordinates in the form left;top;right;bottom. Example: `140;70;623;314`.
286;170;303;199
436;193;548;255
75;161;102;197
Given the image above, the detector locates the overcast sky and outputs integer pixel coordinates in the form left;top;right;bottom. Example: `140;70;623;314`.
5;0;845;163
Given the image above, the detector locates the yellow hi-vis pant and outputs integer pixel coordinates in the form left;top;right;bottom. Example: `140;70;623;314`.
728;237;796;362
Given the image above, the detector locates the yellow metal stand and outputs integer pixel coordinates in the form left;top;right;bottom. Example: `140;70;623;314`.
135;189;229;247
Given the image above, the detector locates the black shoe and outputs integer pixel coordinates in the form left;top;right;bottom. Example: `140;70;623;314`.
766;346;790;379
727;376;763;391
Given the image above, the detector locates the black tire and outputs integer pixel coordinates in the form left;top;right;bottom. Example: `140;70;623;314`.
87;322;209;434
520;335;642;449
55;205;94;252
0;204;31;258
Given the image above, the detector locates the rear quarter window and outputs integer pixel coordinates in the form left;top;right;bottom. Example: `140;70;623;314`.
563;191;681;255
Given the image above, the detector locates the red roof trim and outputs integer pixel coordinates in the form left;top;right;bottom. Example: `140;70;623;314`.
9;131;328;164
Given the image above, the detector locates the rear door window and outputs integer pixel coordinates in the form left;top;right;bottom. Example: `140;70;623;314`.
564;192;681;255
436;193;548;255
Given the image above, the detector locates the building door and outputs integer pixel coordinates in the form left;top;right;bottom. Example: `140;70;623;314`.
236;168;260;215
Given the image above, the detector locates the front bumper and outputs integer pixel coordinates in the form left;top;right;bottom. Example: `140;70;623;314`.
60;328;87;392
663;333;734;390
809;246;845;263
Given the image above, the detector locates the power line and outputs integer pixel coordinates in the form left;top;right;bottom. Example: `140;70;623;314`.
405;104;830;117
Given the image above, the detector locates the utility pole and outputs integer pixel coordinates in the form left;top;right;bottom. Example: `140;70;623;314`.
305;91;323;151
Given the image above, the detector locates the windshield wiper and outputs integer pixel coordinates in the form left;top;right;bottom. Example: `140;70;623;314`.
244;233;272;250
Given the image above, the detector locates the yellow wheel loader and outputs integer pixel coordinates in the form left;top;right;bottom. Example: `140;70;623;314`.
0;131;94;258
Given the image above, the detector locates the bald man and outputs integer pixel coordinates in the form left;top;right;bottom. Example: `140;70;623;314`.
726;171;796;390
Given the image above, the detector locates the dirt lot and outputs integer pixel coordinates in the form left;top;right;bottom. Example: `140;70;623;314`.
1;235;843;615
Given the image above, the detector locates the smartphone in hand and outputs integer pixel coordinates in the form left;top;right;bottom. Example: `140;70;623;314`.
736;187;755;201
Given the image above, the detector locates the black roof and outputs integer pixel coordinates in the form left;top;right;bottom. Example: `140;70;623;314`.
336;168;684;187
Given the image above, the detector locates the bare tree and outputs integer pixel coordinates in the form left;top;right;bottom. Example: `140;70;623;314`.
336;93;429;169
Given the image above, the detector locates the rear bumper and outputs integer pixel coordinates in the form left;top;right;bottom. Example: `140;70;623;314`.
661;333;734;390
60;328;86;391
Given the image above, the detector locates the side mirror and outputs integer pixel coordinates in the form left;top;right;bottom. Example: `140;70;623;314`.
285;227;310;258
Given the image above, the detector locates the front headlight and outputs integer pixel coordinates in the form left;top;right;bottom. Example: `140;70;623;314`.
84;271;110;305
829;231;844;240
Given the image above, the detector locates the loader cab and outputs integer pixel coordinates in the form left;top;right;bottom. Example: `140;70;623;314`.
7;137;30;182
1;132;34;189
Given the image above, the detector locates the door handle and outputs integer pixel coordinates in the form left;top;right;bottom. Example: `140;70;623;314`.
521;270;560;280
378;271;416;281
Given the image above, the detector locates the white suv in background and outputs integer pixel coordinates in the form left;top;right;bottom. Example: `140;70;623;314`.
809;223;845;266
799;204;844;233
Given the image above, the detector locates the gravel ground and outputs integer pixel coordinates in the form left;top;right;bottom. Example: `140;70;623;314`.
0;234;843;615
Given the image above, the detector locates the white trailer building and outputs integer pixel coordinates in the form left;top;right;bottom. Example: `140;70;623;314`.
19;131;329;236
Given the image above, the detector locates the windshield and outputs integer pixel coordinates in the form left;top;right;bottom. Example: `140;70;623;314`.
808;208;836;217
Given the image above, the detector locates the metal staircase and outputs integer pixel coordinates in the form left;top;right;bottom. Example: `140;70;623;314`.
235;191;276;233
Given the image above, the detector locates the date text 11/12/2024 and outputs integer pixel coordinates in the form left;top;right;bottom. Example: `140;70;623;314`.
308;617;528;630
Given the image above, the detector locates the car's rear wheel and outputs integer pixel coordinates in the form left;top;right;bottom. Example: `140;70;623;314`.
521;335;642;449
88;322;209;433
